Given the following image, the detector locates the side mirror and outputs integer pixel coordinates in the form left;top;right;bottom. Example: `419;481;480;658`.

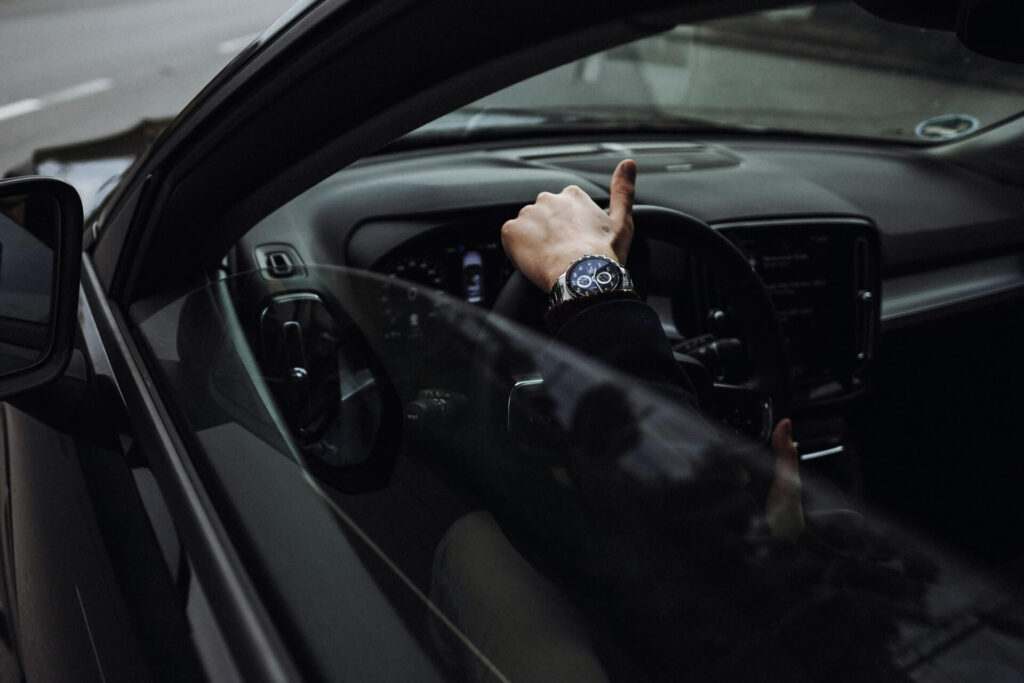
0;177;82;399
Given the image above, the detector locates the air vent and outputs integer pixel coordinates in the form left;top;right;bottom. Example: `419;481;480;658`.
853;236;875;368
854;237;870;292
254;243;305;279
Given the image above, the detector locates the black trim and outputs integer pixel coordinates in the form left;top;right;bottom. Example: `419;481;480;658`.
80;258;303;683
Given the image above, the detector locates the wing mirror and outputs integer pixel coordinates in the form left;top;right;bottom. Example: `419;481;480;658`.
0;177;82;399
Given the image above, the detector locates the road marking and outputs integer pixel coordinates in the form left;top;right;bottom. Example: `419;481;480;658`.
217;33;258;55
0;78;114;123
46;78;114;105
0;98;42;122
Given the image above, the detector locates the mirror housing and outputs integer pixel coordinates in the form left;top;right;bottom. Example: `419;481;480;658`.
0;177;82;399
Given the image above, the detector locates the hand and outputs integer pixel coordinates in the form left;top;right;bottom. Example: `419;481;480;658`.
501;159;636;291
765;418;805;542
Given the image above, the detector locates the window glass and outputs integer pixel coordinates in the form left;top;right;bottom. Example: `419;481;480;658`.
135;266;1022;682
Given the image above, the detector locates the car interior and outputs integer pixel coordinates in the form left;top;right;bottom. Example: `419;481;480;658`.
123;2;1024;680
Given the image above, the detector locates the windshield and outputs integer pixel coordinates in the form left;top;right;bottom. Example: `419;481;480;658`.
411;2;1024;144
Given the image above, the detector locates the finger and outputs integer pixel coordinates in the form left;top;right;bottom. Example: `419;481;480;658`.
771;418;800;491
771;418;797;458
766;418;805;541
608;159;636;227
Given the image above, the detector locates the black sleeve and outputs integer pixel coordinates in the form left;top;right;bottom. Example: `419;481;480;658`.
553;298;698;410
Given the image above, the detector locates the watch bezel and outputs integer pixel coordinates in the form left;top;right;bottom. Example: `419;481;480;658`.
548;253;634;310
566;255;623;297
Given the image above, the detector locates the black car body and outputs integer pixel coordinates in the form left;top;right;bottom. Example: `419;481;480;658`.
2;1;1024;681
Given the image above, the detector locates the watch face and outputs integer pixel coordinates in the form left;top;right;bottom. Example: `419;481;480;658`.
567;257;622;297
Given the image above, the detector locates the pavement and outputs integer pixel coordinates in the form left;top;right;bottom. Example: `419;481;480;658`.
0;0;295;174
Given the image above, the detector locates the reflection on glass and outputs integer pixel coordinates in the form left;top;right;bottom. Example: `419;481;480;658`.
136;267;1024;682
0;193;56;373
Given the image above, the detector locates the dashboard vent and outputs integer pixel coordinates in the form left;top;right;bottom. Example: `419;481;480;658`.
854;236;870;293
853;236;876;369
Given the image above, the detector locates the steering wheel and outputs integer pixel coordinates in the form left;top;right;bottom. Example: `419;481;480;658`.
493;205;791;441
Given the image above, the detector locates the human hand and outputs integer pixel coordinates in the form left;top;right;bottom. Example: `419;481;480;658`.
765;418;805;542
501;159;636;291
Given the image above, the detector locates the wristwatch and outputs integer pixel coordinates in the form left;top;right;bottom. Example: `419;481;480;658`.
548;253;635;310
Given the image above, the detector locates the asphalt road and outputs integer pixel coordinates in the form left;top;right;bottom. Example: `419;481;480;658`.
0;0;295;174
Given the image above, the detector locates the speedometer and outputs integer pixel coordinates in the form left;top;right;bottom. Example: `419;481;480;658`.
378;255;447;354
383;255;447;290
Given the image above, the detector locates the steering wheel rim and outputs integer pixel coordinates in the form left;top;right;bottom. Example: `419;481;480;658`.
492;204;791;423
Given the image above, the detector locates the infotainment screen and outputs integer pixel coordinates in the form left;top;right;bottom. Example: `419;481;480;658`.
727;229;856;394
653;218;878;403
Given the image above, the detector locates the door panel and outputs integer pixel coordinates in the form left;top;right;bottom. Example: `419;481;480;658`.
4;404;152;682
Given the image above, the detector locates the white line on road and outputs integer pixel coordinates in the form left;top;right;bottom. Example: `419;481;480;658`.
0;99;42;122
0;78;114;123
217;34;258;55
46;78;114;105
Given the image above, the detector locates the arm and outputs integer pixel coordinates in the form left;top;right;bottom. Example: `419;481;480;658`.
502;159;696;402
502;159;805;541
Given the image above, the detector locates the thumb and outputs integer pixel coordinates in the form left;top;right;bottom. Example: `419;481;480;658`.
771;418;800;492
766;418;805;542
608;159;636;227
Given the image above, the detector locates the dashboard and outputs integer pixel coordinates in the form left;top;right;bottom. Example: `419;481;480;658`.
375;228;514;308
234;137;1024;418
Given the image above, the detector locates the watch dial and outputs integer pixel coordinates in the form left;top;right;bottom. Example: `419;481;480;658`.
568;257;622;297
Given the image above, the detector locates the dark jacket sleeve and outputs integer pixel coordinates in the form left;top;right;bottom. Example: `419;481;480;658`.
553;298;698;410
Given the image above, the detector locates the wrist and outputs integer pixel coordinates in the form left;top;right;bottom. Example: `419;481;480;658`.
548;253;633;307
545;289;640;333
540;243;624;290
545;253;636;331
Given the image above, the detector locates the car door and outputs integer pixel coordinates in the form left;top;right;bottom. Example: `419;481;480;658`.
18;0;1024;680
2;1;699;681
